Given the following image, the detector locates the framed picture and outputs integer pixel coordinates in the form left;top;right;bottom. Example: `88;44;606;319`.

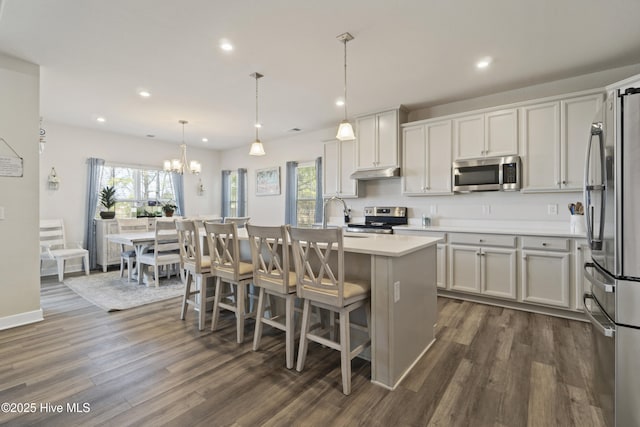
255;166;280;196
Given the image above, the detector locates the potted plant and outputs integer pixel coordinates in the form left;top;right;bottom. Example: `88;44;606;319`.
99;186;117;219
162;201;177;217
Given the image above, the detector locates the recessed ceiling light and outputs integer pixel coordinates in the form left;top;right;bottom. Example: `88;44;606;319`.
138;90;151;98
220;40;233;51
476;57;492;69
96;117;106;123
202;138;208;142
254;123;262;128
335;99;345;107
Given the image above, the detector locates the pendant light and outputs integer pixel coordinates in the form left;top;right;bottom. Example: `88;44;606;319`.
249;72;266;156
163;120;201;174
336;32;355;141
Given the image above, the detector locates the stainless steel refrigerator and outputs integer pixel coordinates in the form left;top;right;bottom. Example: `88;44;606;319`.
584;83;640;427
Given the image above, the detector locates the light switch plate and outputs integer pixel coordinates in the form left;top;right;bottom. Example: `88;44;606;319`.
430;205;437;215
0;206;4;220
393;281;400;302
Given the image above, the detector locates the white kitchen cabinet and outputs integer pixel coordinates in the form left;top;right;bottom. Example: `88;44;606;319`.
574;240;591;311
448;233;517;300
393;229;447;288
520;92;603;192
95;219;121;272
323;138;358;198
401;120;452;195
355;108;407;170
453;109;518;160
521;236;571;308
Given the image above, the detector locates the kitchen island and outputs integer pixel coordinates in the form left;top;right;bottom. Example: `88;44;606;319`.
340;232;440;389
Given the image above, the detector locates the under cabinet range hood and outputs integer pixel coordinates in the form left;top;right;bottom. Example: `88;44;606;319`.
349;167;401;180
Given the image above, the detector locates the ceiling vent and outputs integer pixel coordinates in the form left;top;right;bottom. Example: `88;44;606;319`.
288;127;302;132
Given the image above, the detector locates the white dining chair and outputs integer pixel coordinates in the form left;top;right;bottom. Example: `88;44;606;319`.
40;219;90;282
137;220;181;287
116;218;149;281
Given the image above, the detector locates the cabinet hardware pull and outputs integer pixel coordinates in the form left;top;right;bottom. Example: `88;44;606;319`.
479;239;484;243
542;242;547;246
562;180;567;185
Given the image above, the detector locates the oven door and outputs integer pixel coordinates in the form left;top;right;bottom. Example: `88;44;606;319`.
583;292;615;427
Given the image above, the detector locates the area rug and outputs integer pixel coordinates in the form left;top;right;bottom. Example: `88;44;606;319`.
63;271;184;312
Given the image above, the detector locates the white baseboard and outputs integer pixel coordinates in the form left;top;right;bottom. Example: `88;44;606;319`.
0;309;44;330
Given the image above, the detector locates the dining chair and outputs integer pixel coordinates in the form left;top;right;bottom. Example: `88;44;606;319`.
204;221;254;343
40;219;90;282
246;224;298;369
176;220;215;330
289;226;371;395
116;218;149;281
223;216;251;228
137;219;181;287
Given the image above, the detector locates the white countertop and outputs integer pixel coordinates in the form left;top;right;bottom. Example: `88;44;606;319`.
393;224;586;238
342;232;440;257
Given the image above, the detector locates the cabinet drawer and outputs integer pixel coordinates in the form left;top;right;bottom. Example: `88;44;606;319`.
449;233;516;248
521;236;570;251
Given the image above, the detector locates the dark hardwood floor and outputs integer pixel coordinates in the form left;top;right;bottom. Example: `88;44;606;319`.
0;277;605;427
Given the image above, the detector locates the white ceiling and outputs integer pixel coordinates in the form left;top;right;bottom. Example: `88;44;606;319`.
1;0;640;151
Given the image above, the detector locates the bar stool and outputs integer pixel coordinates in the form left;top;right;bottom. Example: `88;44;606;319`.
204;221;254;344
176;220;215;331
289;227;371;395
246;224;298;369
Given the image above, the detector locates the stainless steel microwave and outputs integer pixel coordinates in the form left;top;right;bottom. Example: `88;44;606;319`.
452;156;521;192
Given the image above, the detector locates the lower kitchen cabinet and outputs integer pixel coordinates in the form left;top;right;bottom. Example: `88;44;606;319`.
436;244;447;289
521;249;570;308
574;240;591;311
95;219;121;272
448;233;517;300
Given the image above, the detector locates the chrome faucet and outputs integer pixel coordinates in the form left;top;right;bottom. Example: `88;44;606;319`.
323;196;349;228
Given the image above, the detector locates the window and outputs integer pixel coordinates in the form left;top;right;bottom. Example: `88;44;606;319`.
98;164;176;218
295;162;318;226
285;158;322;226
222;168;247;217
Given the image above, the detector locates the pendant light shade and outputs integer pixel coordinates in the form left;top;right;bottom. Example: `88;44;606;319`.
249;72;266;156
336;32;356;141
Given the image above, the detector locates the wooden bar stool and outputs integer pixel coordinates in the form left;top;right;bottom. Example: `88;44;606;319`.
246;224;298;369
176;220;215;331
289;227;371;395
204;221;254;344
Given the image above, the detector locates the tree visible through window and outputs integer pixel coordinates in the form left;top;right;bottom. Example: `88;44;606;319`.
98;165;176;217
296;162;317;226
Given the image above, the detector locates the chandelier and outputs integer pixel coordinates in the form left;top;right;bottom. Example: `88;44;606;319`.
163;120;201;175
336;32;356;141
249;72;266;156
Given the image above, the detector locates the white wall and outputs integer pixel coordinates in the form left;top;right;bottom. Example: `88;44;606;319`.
0;53;41;329
39;122;221;273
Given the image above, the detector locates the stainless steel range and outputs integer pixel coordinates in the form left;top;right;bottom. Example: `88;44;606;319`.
346;206;407;234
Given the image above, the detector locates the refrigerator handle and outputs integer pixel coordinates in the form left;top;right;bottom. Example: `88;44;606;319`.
583;293;615;338
583;262;615;293
584;122;604;251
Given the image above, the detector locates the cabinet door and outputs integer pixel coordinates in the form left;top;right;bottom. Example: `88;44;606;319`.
574;241;591;311
436;244;447;289
520;102;561;191
485;109;518;157
449;245;481;293
561;93;603;190
426;120;453;194
402;125;426;195
339;138;358;197
106;221;122;264
481;247;517;300
355;115;377;169
323;140;339;197
377;110;399;168
521;250;570;307
454;114;484;160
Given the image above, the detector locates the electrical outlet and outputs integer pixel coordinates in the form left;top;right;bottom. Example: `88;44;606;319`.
394;281;400;302
430;205;437;215
548;204;558;215
482;205;491;215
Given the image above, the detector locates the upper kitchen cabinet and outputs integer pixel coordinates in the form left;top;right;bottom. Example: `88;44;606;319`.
453;109;518;160
520;91;603;192
323;138;358;198
355;107;408;170
402;119;452;195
